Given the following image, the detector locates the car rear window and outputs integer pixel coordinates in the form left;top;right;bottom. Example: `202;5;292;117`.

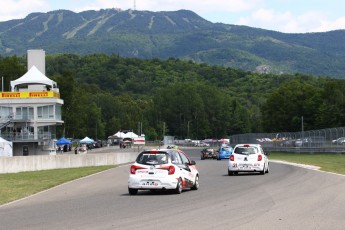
222;147;232;151
136;152;169;165
234;147;257;155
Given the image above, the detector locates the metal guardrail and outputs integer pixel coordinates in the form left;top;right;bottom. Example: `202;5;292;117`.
229;127;345;153
264;146;345;153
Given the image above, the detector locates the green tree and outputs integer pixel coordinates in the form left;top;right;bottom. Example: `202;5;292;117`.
0;56;26;91
228;99;251;135
262;78;321;132
53;70;86;138
316;79;345;128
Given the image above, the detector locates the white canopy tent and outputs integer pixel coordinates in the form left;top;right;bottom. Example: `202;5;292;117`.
79;137;95;144
10;65;57;91
108;131;139;146
0;137;13;157
111;131;138;139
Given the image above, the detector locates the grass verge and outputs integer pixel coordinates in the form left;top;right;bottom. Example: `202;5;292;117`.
270;152;345;175
0;165;115;205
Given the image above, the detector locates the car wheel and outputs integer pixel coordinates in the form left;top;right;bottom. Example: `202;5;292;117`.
191;175;199;190
260;165;266;175
174;178;183;194
201;156;205;160
128;187;138;195
265;163;270;173
228;170;233;176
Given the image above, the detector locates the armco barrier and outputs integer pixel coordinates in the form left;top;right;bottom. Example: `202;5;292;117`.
0;152;139;174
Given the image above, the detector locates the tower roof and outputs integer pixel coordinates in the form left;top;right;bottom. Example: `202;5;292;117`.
10;65;56;91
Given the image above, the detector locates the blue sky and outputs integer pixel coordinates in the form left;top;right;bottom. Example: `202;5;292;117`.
2;0;345;33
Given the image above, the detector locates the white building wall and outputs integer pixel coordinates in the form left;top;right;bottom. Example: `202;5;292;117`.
27;49;45;75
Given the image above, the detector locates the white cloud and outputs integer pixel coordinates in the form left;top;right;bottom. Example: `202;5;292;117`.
236;8;344;33
313;17;345;32
73;0;120;12
0;0;50;21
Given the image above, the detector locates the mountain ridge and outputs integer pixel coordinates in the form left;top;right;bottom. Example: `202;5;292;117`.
1;8;345;78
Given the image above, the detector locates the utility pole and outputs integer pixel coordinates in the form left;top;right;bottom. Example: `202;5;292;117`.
138;122;140;135
96;120;98;140
138;122;142;135
301;116;304;139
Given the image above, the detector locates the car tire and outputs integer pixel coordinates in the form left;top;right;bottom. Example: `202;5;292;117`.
228;170;233;176
201;156;205;160
174;178;183;194
191;175;199;190
260;165;266;175
265;163;270;173
128;187;138;195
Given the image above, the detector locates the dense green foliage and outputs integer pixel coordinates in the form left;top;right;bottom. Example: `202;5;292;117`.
2;54;345;140
1;9;345;77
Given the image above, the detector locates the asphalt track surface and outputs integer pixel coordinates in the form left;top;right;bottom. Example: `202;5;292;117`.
1;148;345;230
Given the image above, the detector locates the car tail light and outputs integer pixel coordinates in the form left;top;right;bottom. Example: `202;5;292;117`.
158;165;175;174
130;165;143;174
150;150;158;154
168;165;175;175
230;155;234;161
257;155;262;161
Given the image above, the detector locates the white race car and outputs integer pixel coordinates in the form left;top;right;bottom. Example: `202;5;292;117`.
128;149;199;195
228;144;269;175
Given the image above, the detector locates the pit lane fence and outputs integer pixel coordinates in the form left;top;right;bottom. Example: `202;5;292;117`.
229;127;345;153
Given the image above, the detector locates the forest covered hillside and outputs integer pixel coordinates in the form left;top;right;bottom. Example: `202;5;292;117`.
1;54;345;140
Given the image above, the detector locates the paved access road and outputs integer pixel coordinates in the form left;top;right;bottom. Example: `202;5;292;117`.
1;148;345;229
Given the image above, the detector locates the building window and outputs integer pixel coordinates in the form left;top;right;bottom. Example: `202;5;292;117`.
37;105;54;119
55;104;61;120
0;106;12;119
15;107;34;120
38;125;56;139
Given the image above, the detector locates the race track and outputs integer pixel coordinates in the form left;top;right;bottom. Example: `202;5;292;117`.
1;148;345;230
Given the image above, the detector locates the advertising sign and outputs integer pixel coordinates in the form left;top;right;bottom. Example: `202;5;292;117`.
133;136;145;145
